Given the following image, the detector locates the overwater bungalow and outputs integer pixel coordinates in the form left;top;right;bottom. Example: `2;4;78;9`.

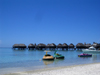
57;43;68;50
57;43;62;50
13;44;19;48
76;43;85;50
13;44;27;50
46;43;56;50
36;43;46;50
62;43;68;50
85;43;91;48
68;43;75;50
92;42;100;49
28;43;36;50
18;44;27;49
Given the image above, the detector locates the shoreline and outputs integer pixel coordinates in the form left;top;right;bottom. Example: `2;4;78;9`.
5;62;100;75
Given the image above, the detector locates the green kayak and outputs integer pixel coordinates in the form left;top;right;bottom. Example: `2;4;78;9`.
54;51;64;59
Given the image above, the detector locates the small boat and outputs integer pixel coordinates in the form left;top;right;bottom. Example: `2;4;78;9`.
82;46;100;53
78;53;92;57
54;51;64;59
42;51;54;60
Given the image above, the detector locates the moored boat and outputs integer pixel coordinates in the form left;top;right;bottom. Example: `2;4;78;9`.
42;51;54;60
54;51;64;59
78;53;92;57
82;46;100;53
43;60;54;65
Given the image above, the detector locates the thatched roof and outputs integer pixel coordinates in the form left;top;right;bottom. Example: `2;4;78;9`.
57;43;62;48
13;44;19;48
13;44;26;48
96;44;100;48
19;44;27;48
85;43;91;48
62;43;68;48
92;43;97;47
92;43;100;48
76;43;85;48
36;43;46;48
28;43;36;48
46;43;56;48
68;43;74;48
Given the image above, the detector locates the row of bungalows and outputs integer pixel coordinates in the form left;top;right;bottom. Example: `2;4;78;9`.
13;42;100;50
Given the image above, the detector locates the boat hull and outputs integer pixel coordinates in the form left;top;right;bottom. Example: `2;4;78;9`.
54;56;64;59
82;50;100;53
42;56;54;60
54;51;65;59
54;55;65;59
78;55;92;57
42;58;54;60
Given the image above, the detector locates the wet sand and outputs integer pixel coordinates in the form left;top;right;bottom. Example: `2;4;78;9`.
5;62;100;75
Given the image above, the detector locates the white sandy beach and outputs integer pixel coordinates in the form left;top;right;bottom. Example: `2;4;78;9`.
5;63;100;75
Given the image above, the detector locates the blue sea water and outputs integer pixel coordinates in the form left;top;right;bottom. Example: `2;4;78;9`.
0;48;100;75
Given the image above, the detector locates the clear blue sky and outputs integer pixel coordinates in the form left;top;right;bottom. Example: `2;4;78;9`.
0;0;100;47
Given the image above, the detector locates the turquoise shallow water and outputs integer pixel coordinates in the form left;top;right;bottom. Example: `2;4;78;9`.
0;48;100;75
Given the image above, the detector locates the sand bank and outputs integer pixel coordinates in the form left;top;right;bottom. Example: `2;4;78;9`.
5;63;100;75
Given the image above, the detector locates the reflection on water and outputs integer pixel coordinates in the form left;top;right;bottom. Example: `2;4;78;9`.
54;59;64;64
43;59;65;65
92;55;97;61
43;60;54;65
13;49;26;52
84;52;100;61
91;54;100;62
78;57;92;59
